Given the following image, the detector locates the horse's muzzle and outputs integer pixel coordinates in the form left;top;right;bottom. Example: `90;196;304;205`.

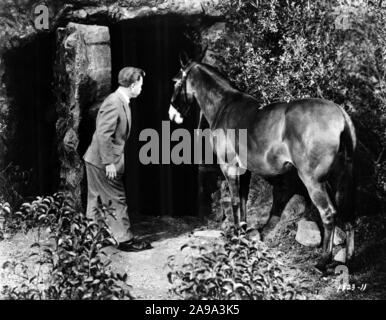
169;105;184;124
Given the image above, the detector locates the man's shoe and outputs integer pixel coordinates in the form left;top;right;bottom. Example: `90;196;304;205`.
117;239;153;252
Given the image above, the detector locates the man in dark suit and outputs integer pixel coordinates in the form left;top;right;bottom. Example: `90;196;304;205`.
84;67;150;251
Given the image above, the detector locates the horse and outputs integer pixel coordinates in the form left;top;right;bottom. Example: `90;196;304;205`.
168;56;356;270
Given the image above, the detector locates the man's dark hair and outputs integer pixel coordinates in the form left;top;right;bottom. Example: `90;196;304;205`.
118;67;145;87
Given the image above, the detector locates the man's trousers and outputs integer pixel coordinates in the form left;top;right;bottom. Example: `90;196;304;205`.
85;162;133;243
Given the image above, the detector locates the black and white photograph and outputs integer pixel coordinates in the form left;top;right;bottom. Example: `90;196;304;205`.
0;0;385;303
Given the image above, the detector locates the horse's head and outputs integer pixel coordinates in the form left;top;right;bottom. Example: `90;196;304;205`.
169;53;196;124
169;47;207;124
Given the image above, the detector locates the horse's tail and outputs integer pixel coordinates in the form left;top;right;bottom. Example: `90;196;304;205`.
335;104;357;223
338;104;357;160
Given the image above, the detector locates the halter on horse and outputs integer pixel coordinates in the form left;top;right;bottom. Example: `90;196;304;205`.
169;56;356;271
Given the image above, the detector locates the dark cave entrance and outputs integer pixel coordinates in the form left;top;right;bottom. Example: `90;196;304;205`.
3;33;59;200
109;16;201;216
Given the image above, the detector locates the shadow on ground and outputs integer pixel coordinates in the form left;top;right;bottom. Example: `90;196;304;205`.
130;214;206;243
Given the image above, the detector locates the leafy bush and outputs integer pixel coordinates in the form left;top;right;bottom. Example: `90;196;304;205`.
208;0;386;203
1;192;133;300
0;201;10;240
0;163;33;209
167;225;307;300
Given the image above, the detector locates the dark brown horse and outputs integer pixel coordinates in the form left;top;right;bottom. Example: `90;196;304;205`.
169;58;356;270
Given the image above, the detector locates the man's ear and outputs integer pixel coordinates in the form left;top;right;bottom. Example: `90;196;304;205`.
179;51;191;68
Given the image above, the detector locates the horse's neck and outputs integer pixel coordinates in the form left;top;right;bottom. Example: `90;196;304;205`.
190;67;239;127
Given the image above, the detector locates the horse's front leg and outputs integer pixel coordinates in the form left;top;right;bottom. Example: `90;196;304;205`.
239;170;251;223
220;164;241;227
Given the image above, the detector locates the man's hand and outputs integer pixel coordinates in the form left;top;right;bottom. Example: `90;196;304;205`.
105;163;117;180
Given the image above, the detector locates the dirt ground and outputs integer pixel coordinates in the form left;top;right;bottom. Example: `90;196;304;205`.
1;183;386;300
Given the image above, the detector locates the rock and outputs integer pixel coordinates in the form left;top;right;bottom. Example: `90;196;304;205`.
333;227;346;246
260;215;281;242
193;230;223;239
282;194;307;221
295;219;321;247
334;248;346;263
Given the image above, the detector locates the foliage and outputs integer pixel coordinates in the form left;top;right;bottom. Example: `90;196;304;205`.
209;0;386;202
1;192;133;300
0;163;33;209
167;225;308;300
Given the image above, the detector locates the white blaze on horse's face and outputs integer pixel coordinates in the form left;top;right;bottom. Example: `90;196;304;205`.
169;105;184;124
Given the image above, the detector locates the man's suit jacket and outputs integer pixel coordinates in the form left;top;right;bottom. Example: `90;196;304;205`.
83;90;131;174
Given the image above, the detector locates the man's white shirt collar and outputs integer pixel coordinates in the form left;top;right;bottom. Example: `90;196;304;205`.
117;86;131;106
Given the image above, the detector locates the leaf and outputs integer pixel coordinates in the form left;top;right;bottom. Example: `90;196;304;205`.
82;293;93;299
180;244;190;251
167;272;174;284
43;247;53;256
104;238;116;246
70;223;80;233
42;198;52;206
116;273;126;281
86;222;99;229
194;267;208;274
68;279;79;286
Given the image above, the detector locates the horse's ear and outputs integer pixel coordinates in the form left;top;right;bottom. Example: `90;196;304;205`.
179;51;191;68
198;45;208;62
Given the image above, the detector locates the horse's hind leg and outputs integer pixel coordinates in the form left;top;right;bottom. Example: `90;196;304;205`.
298;173;337;269
334;160;356;264
261;177;296;240
345;222;355;263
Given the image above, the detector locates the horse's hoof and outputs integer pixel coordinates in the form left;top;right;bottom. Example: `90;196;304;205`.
257;228;266;241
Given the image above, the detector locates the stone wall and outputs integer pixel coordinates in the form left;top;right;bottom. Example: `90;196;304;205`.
54;22;111;209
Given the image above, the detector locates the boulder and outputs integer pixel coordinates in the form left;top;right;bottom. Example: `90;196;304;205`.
295;219;321;247
334;248;346;263
334;227;346;246
282;194;307;221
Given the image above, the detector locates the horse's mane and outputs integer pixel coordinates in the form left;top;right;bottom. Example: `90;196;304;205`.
199;63;228;79
197;63;241;93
